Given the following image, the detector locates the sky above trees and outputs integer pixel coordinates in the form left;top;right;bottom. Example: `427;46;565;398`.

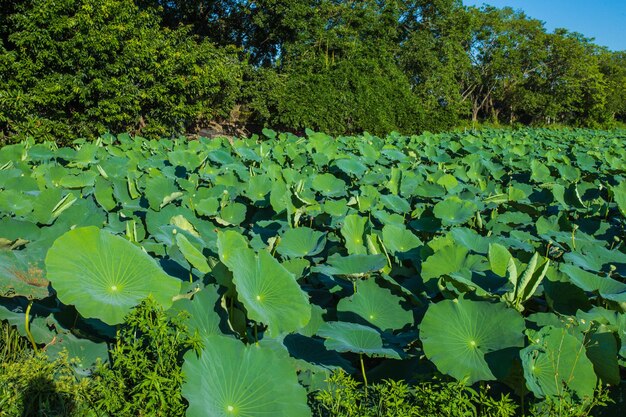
464;0;626;51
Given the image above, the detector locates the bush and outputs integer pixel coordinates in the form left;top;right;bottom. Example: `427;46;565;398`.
0;0;243;144
90;297;201;417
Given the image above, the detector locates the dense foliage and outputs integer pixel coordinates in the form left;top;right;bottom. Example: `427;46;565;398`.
1;129;625;415
2;0;626;143
0;0;243;144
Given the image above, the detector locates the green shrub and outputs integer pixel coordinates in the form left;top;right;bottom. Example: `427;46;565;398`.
90;297;201;417
311;369;518;417
0;350;95;417
0;0;243;144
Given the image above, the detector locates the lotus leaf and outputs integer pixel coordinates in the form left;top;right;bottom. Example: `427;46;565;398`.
276;227;326;258
433;196;477;225
182;335;312;417
337;279;413;331
225;246;311;337
340;214;367;255
381;224;422;255
420;298;525;384
313;253;386;276
45;227;181;325
613;181;626;217
312;173;347;197
0;250;50;299
317;321;401;359
521;326;597;399
561;264;626;303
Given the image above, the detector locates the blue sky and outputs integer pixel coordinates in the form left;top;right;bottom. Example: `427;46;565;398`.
463;0;626;51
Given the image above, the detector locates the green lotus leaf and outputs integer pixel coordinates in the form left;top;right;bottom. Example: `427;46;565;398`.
337;279;413;331
182;335;311;417
145;175;181;210
277;227;326;258
313;253;386;277
437;173;459;190
218;203;247;226
341;214;367;255
379;194;411;214
381;224;422;255
421;244;469;284
312;173;347;197
561;264;626;303
167;150;203;170
0;250;50;299
488;243;512;277
226;246;311;337
59;171;97;188
530;160;552;183
433;196;477;226
521;326;597;399
45;227;181;325
246;176;273;202
217;230;249;267
335;158;367;177
176;233;210;274
613;180;626;218
420;298;525;384
317;321;401;359
45;332;108;376
94;177;117;211
170;285;223;338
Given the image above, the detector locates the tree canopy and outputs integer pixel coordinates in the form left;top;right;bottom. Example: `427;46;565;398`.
1;0;625;143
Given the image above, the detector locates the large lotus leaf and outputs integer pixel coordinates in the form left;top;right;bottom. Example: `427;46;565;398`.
381;224;422;255
433;196;477;225
276;227;326;258
421;244;469;284
521;326;597;399
340;214;367;255
45;227;181;325
182;335;312;417
561;264;626;303
317;321;401;359
337;279;413;331
420;298;525;384
227;247;311;337
612;181;626;218
311;173;347;197
0;250;50;299
313;253;386;277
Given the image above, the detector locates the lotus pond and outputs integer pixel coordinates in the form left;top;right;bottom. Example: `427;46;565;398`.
1;128;625;416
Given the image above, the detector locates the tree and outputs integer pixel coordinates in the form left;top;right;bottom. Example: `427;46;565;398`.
0;0;243;143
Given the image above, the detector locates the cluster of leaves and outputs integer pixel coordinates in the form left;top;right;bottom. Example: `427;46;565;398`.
0;0;242;144
1;128;625;415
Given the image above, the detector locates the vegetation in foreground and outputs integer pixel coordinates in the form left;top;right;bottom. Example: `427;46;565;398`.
1;128;625;415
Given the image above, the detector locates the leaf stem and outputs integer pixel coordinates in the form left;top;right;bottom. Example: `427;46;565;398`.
359;353;368;394
24;300;38;352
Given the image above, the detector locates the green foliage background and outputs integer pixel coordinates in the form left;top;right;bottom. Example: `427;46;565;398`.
1;0;626;141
